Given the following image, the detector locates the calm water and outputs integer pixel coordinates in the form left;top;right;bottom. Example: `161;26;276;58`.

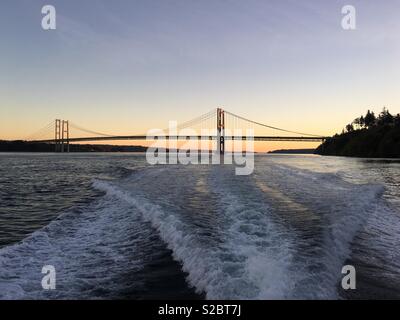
0;153;399;299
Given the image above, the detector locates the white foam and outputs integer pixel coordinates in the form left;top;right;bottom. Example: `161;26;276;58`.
94;162;388;299
253;162;386;298
0;192;148;299
93;170;297;299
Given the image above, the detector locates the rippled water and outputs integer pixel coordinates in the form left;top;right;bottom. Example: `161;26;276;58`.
0;153;399;299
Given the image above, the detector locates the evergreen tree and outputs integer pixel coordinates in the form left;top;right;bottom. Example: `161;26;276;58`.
364;110;376;128
377;107;394;126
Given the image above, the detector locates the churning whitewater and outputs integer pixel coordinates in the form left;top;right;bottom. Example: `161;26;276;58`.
0;154;399;299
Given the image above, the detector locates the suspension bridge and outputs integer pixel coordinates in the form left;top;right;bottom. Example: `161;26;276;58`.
25;108;329;153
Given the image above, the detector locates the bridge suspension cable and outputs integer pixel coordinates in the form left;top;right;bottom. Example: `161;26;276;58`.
68;110;216;138
25;121;55;141
150;109;216;134
224;110;323;137
68;122;118;137
170;109;216;130
26;108;328;152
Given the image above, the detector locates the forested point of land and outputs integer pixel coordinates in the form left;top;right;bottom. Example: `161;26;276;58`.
316;108;400;158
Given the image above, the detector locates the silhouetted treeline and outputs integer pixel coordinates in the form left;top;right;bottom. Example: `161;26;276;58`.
315;108;400;158
0;140;147;152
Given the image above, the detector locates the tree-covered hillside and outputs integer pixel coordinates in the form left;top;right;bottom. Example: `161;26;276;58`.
315;108;400;158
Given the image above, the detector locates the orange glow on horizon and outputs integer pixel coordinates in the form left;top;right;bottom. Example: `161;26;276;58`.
70;140;320;153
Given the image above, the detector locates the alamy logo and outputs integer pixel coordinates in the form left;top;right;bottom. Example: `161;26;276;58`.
341;5;356;30
41;265;56;290
341;265;356;290
41;5;56;30
146;122;255;175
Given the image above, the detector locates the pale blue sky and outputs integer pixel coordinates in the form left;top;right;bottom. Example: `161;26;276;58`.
1;0;399;142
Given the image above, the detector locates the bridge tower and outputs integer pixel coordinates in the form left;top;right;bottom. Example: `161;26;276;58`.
217;108;225;155
55;119;61;152
54;119;69;152
61;120;69;153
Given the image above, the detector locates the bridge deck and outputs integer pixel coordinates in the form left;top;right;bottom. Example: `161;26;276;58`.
34;135;327;143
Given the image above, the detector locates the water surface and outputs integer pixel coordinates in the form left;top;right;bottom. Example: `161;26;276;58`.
0;153;399;299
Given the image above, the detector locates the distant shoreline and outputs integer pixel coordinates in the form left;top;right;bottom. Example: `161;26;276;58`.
0;140;308;154
0;140;246;154
267;148;315;155
0;140;147;153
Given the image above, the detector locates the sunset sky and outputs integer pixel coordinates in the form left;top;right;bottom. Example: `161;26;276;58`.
1;0;399;151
